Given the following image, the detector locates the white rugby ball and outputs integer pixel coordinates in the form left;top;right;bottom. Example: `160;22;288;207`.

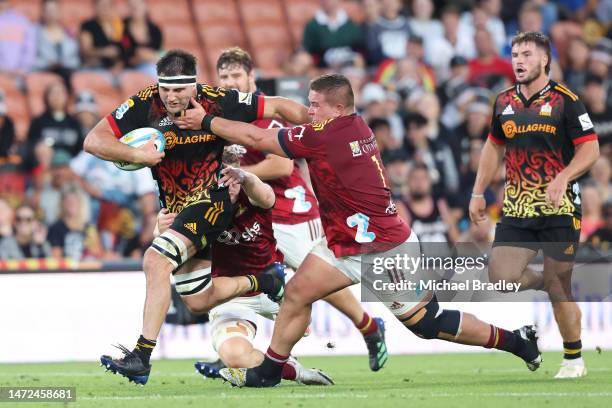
114;127;165;171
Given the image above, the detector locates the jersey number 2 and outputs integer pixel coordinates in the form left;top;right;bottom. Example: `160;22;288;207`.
285;186;312;213
347;213;376;243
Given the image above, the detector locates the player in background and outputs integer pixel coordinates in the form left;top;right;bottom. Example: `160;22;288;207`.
207;47;388;374
174;73;543;388
470;32;600;378
156;145;333;386
84;49;311;385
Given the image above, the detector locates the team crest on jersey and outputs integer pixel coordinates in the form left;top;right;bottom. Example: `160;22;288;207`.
349;141;362;157
539;102;552;117
159;116;173;127
237;91;253;105
502;105;514;115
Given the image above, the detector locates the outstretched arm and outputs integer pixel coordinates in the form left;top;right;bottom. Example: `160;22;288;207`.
219;167;275;209
242;154;294;181
262;96;309;124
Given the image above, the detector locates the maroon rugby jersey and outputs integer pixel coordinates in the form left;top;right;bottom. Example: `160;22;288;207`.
241;118;320;225
211;190;283;278
277;114;410;257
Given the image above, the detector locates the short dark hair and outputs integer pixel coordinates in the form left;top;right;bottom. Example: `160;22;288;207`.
156;49;197;77
309;73;354;109
216;47;253;73
511;31;552;75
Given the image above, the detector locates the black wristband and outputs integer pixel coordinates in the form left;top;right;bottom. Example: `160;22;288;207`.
201;114;214;133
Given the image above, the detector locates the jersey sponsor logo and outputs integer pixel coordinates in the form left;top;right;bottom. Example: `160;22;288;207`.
349;140;362;157
183;222;197;234
237;91;253;105
539;102;552;117
204;201;224;225
115;99;135;120
287;126;305;141
163;131;217;150
502;104;514;115
564;244;575;255
502;120;557;139
578;113;594;131
217;221;262;245
159;116;174;127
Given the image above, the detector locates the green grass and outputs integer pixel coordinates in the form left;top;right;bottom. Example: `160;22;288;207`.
1;352;611;408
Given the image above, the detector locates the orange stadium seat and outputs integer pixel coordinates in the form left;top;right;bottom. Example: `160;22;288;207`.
59;0;95;34
25;72;64;117
118;71;156;98
199;24;248;72
192;0;241;25
71;72;121;116
10;0;42;23
0;74;20;95
244;24;292;74
237;0;286;25
147;0;191;25
284;0;319;48
161;22;201;52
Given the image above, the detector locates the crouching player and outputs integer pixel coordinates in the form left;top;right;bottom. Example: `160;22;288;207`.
159;146;333;386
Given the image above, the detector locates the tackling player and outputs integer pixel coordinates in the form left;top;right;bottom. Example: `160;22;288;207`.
175;73;544;387
84;49;311;384
470;32;600;378
207;47;388;373
158;145;333;386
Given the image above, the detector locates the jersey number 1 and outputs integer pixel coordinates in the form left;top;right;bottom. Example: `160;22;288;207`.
347;213;376;243
285;186;312;213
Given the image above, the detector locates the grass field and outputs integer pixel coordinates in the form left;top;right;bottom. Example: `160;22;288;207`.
1;351;611;408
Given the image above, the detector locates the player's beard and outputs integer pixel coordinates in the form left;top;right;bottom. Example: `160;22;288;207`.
517;64;543;86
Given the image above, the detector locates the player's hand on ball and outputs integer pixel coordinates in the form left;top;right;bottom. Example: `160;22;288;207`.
219;166;246;186
134;138;164;166
469;195;487;224
545;174;568;210
156;208;177;235
174;97;205;130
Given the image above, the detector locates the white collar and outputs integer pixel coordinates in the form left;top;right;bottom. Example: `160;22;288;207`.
315;9;349;31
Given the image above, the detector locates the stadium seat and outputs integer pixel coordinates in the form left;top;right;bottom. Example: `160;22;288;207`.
0;74;20;95
25;71;64;117
161;22;201;53
10;0;42;23
118;71;156;98
199;24;248;73
71;71;121;115
147;0;191;25
192;0;241;25
237;0;285;25
245;25;292;75
59;0;95;34
284;0;319;48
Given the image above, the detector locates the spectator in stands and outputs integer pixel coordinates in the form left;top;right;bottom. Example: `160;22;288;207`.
402;111;458;197
74;91;100;138
467;28;514;87
385;148;410;198
590;156;611;204
0;198;12;237
302;0;363;68
0;0;35;80
582;73;612;149
79;0;124;73
586;202;612;250
588;38;611;90
454;89;492;168
33;0;79;88
459;0;506;54
426;5;475;82
437;56;470;126
408;0;444;47
47;188;102;260
0;90;17;165
364;0;412;66
282;50;317;78
120;0;162;78
121;211;156;259
580;183;605;242
24;82;82;171
369;117;399;163
27;149;78;226
0;204;51;259
563;36;590;91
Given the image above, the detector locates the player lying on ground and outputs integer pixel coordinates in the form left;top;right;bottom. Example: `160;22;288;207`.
470;31;600;379
158;145;333;386
212;47;387;373
86;49;310;385
175;73;543;387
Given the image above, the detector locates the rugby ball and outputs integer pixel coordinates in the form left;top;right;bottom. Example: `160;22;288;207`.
114;127;165;171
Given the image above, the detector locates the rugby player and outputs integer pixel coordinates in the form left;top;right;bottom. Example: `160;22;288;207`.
196;47;387;375
470;32;600;378
158;145;333;386
84;49;311;384
175;73;543;387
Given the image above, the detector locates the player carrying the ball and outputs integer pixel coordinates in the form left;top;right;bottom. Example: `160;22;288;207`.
83;49;310;385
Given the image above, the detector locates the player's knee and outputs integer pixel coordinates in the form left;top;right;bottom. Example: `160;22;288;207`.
403;298;461;340
143;248;173;279
488;258;519;284
284;277;310;307
148;231;189;271
218;338;255;368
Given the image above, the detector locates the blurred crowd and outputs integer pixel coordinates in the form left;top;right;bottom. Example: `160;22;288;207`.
0;0;611;262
